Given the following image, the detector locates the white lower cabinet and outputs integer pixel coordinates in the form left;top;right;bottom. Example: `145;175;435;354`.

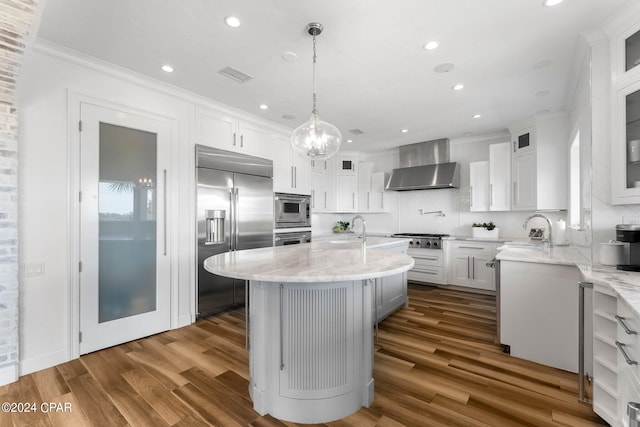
407;249;445;285
447;241;496;291
592;284;618;425
375;244;408;321
617;298;640;427
500;261;579;372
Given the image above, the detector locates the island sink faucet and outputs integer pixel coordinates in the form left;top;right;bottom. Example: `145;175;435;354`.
351;215;366;245
522;213;553;247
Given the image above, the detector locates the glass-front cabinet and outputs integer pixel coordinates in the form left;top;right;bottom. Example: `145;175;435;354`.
611;19;640;204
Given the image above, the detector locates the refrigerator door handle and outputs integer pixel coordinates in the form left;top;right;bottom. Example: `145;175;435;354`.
229;189;235;251
233;187;240;251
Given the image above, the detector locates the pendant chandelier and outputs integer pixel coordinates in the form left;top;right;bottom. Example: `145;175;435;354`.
291;22;342;160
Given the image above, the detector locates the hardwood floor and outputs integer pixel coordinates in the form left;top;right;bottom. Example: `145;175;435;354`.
0;286;605;426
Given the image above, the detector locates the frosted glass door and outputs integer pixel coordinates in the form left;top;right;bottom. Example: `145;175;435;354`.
80;103;171;354
98;123;157;322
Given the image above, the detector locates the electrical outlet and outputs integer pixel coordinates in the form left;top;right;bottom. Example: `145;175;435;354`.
24;263;45;277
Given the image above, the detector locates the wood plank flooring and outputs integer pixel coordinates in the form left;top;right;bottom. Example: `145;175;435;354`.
0;286;606;426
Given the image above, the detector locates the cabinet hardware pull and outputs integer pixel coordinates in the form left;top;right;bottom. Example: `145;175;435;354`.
240;134;244;148
616;341;638;365
513;140;516;152
233;132;237;146
513;182;517;205
324;192;327;209
367;191;370;210
280;284;284;370
381;192;384;209
470;186;473;207
472;256;475;279
311;190;315;208
616;315;638;335
291;166;294;188
163;169;167;256
458;246;483;250
423;271;438;275
421;257;438;261
467;256;471;279
294;167;297;188
352;193;355;209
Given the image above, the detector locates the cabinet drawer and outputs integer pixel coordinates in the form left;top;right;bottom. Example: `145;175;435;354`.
409;250;443;267
450;241;495;255
408;267;443;284
617;300;640;368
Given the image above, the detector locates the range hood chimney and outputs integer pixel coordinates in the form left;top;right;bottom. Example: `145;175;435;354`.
386;138;460;191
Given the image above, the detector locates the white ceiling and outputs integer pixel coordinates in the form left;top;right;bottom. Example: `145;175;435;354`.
36;0;630;152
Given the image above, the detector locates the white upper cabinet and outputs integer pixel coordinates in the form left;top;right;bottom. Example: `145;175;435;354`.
272;135;311;195
335;153;359;212
489;142;512;211
469;161;489;212
611;18;640;204
195;107;271;159
310;157;336;212
509;115;568;211
358;162;389;213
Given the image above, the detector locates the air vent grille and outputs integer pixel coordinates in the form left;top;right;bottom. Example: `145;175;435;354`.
218;66;253;83
348;129;365;135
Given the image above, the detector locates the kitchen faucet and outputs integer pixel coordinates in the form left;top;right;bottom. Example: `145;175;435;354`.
351;215;366;245
522;213;553;247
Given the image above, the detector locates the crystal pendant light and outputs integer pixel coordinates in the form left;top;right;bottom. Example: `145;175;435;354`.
291;22;342;160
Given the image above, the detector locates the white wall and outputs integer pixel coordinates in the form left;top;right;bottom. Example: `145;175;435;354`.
17;42;289;375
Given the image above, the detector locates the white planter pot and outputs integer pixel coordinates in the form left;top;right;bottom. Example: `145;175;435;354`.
472;227;499;238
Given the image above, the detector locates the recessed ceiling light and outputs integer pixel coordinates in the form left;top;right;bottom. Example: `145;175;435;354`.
282;51;298;62
224;15;241;28
452;83;465;91
282;114;295;120
259;104;268;110
161;65;174;73
401;129;409;133
423;41;439;50
347;139;353;143
536;90;550;97
543;0;563;6
472;114;482;119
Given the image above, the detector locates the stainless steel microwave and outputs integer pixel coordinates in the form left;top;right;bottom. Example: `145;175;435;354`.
274;193;311;228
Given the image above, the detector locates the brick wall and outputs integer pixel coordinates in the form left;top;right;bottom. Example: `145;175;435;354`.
0;0;44;384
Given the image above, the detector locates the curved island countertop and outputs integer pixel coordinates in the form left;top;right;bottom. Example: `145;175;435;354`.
203;239;414;283
203;238;413;424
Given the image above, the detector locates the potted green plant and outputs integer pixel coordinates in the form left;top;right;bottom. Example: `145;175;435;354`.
472;221;499;238
332;221;351;233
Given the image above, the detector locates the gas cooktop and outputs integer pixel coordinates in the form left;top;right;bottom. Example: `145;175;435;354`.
392;233;449;249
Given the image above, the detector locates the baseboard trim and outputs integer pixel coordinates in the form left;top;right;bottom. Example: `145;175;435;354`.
20;349;68;376
0;364;18;386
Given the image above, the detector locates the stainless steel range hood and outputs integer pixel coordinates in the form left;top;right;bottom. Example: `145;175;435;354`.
386;139;460;191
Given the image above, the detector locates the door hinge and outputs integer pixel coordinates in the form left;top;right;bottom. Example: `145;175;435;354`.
79;332;82;343
79;120;83;132
79;261;82;272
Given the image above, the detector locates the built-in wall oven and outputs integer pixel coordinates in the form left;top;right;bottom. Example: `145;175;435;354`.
274;193;311;228
274;230;312;246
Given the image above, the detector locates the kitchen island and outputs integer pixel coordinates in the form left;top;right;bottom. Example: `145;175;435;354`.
204;239;413;423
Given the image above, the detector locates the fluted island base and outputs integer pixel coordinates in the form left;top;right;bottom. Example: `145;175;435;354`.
248;279;374;423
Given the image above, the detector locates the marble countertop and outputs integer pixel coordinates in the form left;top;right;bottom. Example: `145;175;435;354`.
496;243;640;319
495;245;584;266
204;238;414;283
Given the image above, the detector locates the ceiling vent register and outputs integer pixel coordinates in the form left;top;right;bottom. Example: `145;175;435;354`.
218;66;253;83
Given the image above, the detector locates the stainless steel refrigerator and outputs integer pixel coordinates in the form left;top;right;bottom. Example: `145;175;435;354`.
196;145;274;318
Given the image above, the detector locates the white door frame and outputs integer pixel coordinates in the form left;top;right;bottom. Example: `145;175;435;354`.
67;91;179;359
